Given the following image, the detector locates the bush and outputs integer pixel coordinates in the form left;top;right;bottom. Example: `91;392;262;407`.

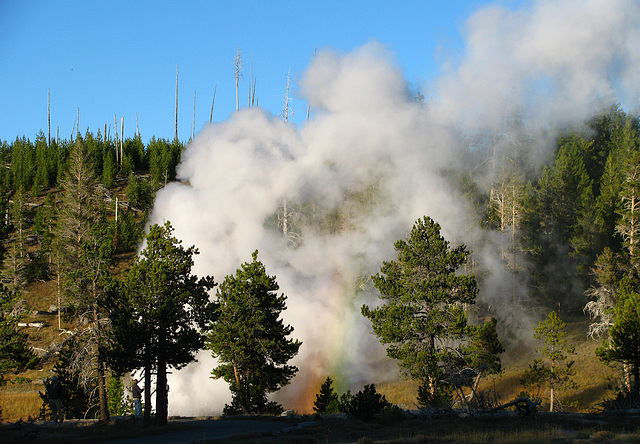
314;377;338;414
376;404;406;424
347;384;391;420
417;382;453;410
596;387;640;411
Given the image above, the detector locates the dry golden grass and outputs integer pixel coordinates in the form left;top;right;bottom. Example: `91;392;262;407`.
377;380;419;409
374;315;618;414
1;390;43;421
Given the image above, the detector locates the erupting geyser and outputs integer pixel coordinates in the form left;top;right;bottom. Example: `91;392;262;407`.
148;0;640;415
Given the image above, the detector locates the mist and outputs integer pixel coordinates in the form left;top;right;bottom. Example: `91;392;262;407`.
147;0;640;415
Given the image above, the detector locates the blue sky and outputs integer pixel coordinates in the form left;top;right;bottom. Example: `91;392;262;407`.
0;0;499;143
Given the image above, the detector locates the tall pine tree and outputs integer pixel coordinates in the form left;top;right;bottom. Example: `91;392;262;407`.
206;250;301;415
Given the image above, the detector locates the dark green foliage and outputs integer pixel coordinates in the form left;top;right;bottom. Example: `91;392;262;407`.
206;250;301;415
314;376;339;414
107;221;216;425
417;381;453;410
346;384;392;420
440;318;505;410
33;193;58;254
110;209;143;253
148;137;182;186
362;216;477;396
101;141;117;188
106;372;131;416
39;342;92;420
126;173;154;212
521;311;577;411
0;285;37;386
597;291;640;395
465;318;504;378
123;136;147;172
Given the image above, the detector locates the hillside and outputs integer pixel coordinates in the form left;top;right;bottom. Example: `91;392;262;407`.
0;181;623;420
0;178;140;422
376;314;617;413
2;305;619;422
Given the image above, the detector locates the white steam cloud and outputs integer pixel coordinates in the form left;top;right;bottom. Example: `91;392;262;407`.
147;0;640;415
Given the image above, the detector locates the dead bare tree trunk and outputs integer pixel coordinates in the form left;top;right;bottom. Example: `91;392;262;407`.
192;90;196;141
235;47;242;112
48;89;51;146
175;65;179;141
210;85;217;123
114;115;119;165
120;117;124;164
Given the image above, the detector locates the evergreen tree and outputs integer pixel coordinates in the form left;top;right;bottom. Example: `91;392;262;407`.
107;222;215;425
206;250;301;415
0;284;37;387
2;189;29;291
461;318;504;402
313;376;339;414
56;136;112;423
521;311;577;412
597;290;640;397
32;131;50;194
362;216;478;402
39;339;92;420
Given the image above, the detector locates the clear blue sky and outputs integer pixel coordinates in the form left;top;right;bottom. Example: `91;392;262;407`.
1;1;502;143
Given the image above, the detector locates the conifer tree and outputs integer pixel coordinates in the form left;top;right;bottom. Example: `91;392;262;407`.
107;222;216;425
313;376;339;414
362;216;478;403
56;136;112;422
521;311;577;412
0;284;37;387
206;250;301;415
597;291;640;397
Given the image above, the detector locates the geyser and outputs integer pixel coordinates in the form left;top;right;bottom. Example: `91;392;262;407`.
148;0;640;416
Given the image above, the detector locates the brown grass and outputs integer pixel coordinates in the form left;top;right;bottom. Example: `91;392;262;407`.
1;391;42;421
373;315;618;414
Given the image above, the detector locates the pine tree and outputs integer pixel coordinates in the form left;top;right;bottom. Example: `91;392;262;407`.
362;216;478;402
0;284;37;387
313;377;339;414
56;136;112;423
596;290;640;397
521;311;577;412
206;250;301;415
107;222;216;425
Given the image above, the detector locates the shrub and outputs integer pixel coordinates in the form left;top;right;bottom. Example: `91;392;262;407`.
347;384;391;420
314;377;338;414
376;404;406;424
417;382;453;410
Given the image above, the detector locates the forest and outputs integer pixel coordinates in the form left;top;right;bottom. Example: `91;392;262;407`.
1;101;640;427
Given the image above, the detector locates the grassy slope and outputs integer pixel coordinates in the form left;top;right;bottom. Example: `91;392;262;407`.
0;185;135;423
376;315;617;413
2;304;620;421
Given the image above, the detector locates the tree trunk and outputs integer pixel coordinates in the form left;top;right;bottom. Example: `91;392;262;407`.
97;357;110;422
143;351;152;427
633;360;640;396
156;357;168;424
232;362;245;413
550;386;554;412
175;65;179;142
468;371;483;404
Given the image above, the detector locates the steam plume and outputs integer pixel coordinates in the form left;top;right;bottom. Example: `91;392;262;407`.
148;0;640;415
